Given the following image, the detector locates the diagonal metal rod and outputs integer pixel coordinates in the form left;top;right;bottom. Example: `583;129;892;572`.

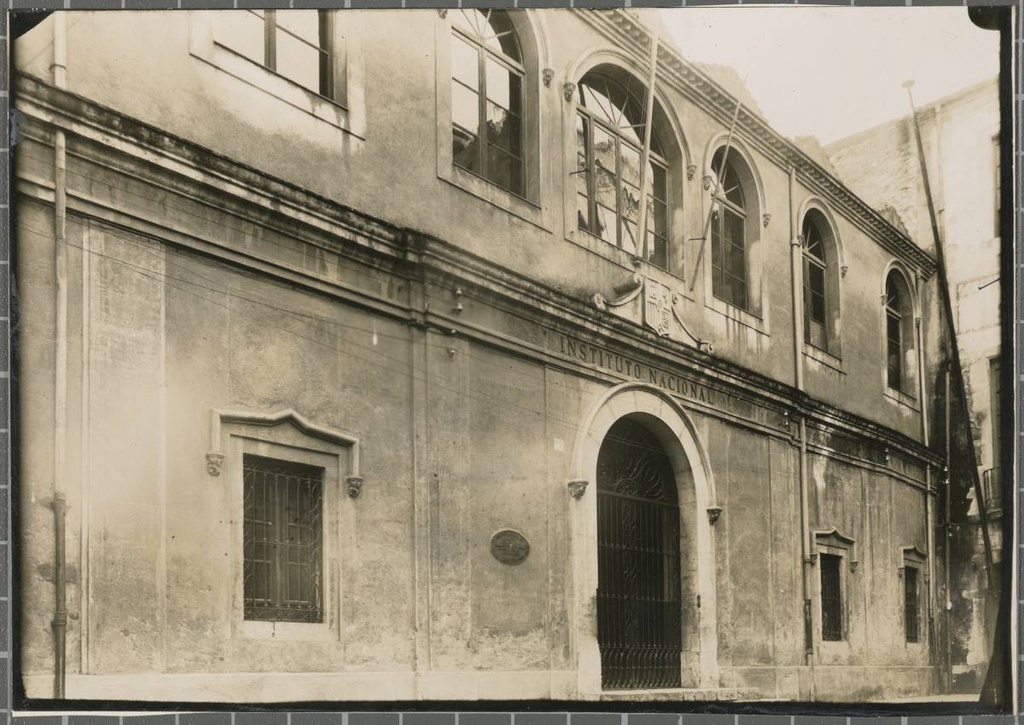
689;100;742;292
635;14;660;261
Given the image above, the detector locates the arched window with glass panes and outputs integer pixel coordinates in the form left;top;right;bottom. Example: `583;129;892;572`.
575;69;669;269
885;269;914;393
449;10;524;196
803;215;828;350
710;148;747;309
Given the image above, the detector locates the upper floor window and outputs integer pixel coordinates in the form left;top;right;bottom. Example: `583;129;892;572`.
575;70;669;269
710;147;748;309
450;10;524;196
800;208;842;358
213;10;338;103
803;218;827;348
884;268;915;396
993;134;1000;238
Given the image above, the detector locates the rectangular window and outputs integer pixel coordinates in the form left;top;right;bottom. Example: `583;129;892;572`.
993;134;1000;238
904;566;920;643
886;309;902;391
243;454;325;623
214;10;336;102
712;208;748;309
820;553;843;641
989;356;1001;467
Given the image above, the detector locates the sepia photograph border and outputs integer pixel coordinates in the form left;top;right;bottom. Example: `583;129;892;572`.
2;0;1021;722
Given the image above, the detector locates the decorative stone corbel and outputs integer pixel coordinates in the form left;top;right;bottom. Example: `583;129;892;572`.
437;8;447;18
567;479;589;500
702;175;713;191
206;452;225;477
849;559;859;573
706;505;723;526
762;213;772;228
840;265;849;278
542;68;554;87
346;476;364;499
563;82;576;103
686;164;697;181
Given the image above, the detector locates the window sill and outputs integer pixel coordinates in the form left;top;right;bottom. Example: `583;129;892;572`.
803;343;844;374
884;387;919;411
189;15;362;138
439;165;548;231
241;619;335;642
704;293;768;337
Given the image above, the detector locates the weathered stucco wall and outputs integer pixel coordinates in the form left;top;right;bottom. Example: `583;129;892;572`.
15;8;948;704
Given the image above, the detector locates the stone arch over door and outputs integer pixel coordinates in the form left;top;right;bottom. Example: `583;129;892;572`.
569;383;719;695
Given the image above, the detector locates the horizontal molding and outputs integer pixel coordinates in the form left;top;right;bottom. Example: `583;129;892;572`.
15;75;937;473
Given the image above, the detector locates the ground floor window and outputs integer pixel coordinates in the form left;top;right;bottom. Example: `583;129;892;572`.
243;454;325;623
904;566;920;643
820;553;844;641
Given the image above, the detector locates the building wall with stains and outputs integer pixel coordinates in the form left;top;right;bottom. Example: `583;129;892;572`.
15;9;953;704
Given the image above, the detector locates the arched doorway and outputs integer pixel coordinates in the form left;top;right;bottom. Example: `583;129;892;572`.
596;417;682;690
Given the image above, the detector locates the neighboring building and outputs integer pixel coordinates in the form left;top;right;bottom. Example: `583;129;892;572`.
826;78;1002;692
14;9;979;704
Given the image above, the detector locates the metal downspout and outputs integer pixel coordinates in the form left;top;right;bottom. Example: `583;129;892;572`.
789;167;815;698
913;277;937;675
51;12;69;700
944;369;953;692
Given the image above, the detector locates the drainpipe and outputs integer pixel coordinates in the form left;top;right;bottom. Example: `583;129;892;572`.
789;167;815;698
944;369;952;692
913;277;937;670
50;12;69;700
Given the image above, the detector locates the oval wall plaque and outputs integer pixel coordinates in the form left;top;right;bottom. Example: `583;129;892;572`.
490;529;530;565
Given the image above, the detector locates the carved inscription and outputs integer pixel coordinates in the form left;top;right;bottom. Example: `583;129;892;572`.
558;335;722;407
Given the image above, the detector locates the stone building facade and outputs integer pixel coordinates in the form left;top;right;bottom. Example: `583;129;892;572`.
826;77;1003;693
14;9;975;704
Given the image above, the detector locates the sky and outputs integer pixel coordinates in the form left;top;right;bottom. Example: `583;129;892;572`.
661;8;1000;145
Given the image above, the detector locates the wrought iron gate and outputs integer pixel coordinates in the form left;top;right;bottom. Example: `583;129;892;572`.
596;418;682;690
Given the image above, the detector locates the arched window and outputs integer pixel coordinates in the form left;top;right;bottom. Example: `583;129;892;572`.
450;10;524;196
885;270;914;393
575;69;669;269
710;147;748;309
803;215;828;350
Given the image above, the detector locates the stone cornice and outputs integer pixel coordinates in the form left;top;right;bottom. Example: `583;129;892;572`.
15;73;938;471
580;10;937;279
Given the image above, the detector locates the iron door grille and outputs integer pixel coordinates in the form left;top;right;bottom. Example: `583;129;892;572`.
243;454;325;623
596;418;682;690
904;567;920;642
820;553;843;641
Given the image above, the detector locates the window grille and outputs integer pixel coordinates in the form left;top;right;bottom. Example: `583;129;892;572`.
596;418;682;690
711;148;748;309
243;454;324;623
820;553;843;641
904;566;920;643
